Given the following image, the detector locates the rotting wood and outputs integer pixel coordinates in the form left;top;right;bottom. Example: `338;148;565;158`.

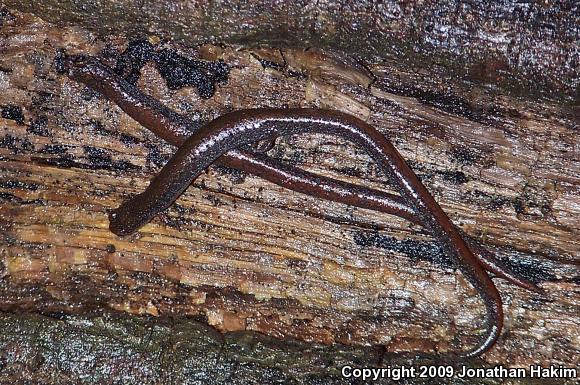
2;0;577;101
0;7;579;384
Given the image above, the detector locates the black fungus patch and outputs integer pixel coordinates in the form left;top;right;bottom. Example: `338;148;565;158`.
0;135;34;153
39;144;71;155
448;146;485;166
1;105;25;124
286;69;309;80
32;151;140;172
27;116;50;136
114;39;156;84
113;160;141;171
0;193;42;205
512;187;552;218
88;119;141;145
158;212;187;232
494;254;557;283
80;87;102;102
118;132;141;146
418;91;481;122
145;143;170;167
213;164;247;184
471;189;512;210
60;119;81;134
83;146;112;168
439;170;469;184
337;166;365;178
87;119;106;133
53;48;66;74
31;91;54;113
376;80;504;125
154;49;229;98
108;40;230;99
21;198;47;206
0;180;39;191
0;7;15;25
26;50;50;76
355;231;557;284
83;146;141;172
21;138;34;152
0;191;20;202
353;231;454;269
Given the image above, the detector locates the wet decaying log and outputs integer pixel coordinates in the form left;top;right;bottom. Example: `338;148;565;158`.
3;0;578;102
0;3;579;385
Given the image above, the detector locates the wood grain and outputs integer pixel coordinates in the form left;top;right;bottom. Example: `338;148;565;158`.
0;8;578;374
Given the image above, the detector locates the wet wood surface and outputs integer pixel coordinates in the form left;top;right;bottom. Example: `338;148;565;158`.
0;6;579;384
